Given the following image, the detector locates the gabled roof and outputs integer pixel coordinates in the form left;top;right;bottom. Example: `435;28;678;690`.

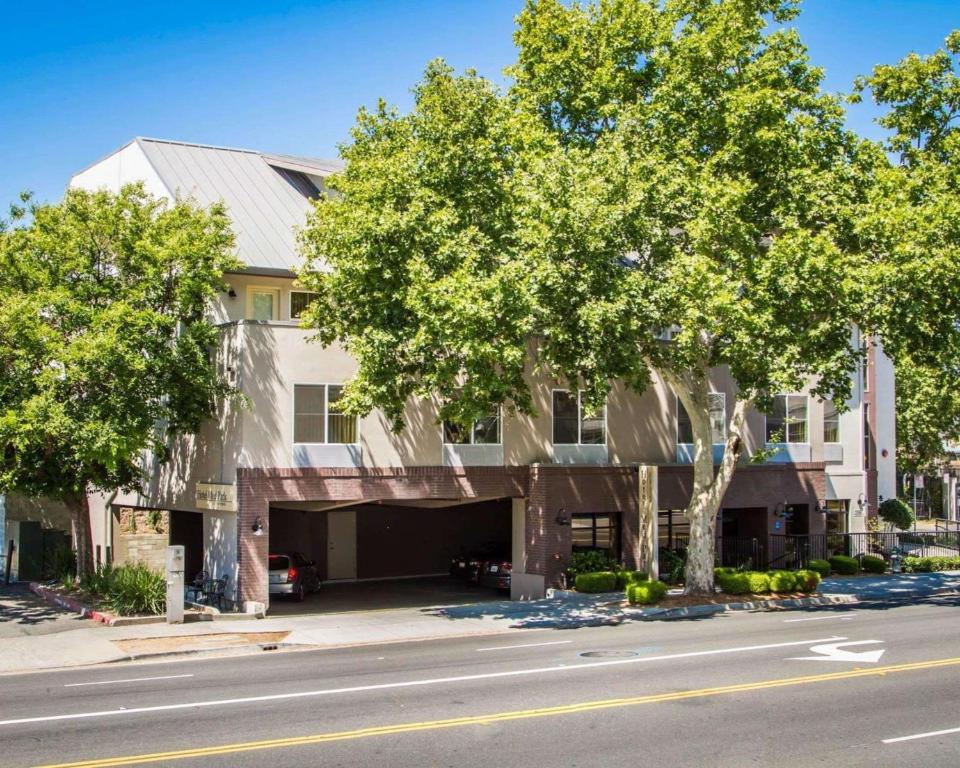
71;137;344;274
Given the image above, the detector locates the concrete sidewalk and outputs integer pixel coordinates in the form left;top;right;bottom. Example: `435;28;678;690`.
3;571;957;675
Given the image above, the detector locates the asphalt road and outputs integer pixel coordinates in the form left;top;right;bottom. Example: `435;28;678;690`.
2;596;960;767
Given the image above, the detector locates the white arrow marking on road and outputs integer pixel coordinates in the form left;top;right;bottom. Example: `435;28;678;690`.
790;640;885;663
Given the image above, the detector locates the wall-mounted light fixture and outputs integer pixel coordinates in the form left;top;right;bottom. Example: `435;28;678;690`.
251;516;264;536
228;288;237;299
555;507;570;526
856;493;866;514
773;502;786;519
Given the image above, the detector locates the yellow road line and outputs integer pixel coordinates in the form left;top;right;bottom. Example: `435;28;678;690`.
32;656;960;768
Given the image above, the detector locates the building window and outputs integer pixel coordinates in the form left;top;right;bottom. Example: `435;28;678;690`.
443;410;501;445
766;394;808;444
572;513;621;558
863;404;871;470
823;399;840;443
290;291;318;320
294;384;357;444
248;287;280;321
677;393;726;444
552;390;606;445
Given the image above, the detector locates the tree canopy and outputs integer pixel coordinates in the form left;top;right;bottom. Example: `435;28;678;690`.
299;1;960;593
0;185;238;573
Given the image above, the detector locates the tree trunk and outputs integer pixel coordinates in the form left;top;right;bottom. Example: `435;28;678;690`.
672;380;750;596
65;487;95;578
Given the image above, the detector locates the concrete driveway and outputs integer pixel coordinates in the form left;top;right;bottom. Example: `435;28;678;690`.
0;583;93;638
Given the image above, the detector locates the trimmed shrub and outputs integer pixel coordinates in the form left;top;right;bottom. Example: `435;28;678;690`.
768;571;797;592
567;551;616;577
659;548;687;585
108;563;166;616
878;498;915;531
746;572;771;594
714;567;737;576
828;555;859;575
808;559;831;578
860;555;887;574
615;571;648;589
902;555;960;573
716;571;752;595
575;571;618;593
626;580;669;605
794;570;821;593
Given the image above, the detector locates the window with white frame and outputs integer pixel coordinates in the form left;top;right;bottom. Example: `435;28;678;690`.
676;393;726;444
248;287;280;321
552;390;606;445
766;394;808;444
294;384;357;444
443;410;501;445
290;291;318;320
823;399;840;443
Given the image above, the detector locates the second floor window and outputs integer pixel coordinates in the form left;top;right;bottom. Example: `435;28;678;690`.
553;390;606;445
443;410;501;445
823;399;840;443
766;394;808;444
290;291;318;320
677;393;726;444
294;384;357;444
249;287;280;321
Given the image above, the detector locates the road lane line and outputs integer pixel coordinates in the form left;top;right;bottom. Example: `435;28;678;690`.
476;640;573;652
0;635;846;727
783;616;854;623
30;656;960;768
64;675;194;688
883;725;960;744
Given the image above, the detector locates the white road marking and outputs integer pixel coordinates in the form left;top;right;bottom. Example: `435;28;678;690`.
63;674;194;688
884;725;960;744
476;640;573;652
783;616;854;623
0;635;845;728
790;640;885;663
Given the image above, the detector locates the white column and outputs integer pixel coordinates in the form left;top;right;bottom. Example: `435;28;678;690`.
638;465;659;580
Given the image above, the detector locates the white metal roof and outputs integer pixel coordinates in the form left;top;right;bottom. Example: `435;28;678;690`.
73;137;343;274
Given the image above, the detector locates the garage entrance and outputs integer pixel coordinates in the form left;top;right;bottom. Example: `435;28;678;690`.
267;498;513;614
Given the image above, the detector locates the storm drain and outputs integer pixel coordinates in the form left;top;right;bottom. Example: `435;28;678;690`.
578;650;639;658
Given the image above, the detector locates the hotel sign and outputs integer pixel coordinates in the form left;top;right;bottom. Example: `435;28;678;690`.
196;482;237;512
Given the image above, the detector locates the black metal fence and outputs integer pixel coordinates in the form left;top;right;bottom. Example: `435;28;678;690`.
769;531;960;570
661;535;764;569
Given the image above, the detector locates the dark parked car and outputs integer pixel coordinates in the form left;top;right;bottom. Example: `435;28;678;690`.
268;552;321;601
450;542;510;584
479;558;512;591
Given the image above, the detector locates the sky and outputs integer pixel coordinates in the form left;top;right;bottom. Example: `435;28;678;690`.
1;1;957;207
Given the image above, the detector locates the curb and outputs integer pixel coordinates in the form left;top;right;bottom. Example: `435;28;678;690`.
29;583;162;627
630;593;859;620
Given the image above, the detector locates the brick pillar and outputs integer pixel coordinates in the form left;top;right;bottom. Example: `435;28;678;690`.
526;465;571;588
237;473;269;608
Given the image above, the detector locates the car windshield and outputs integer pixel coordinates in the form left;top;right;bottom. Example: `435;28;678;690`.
268;555;290;571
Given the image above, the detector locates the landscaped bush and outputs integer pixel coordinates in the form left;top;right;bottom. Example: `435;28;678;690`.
626;580;669;605
860;555;887;574
768;571;797;592
716;571;752;594
714;566;737;576
615;571;648;589
828;555;859;575
107;563;165;616
659;548;687;585
808;559;831;577
878;498;915;531
901;555;960;573
574;571;618;593
80;563;116;596
794;570;821;593
746;572;771;594
567;551;616;577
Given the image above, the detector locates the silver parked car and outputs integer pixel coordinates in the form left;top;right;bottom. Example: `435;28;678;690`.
268;552;321;601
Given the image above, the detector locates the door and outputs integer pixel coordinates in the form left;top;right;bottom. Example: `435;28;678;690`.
326;510;357;580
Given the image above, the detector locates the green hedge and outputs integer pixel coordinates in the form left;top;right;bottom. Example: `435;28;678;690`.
808;559;831;577
901;555;960;573
615;571;648;589
567;551;616;577
768;571;797;592
794;570;821;593
626;580;669;605
716;571;752;594
828;555;859;575
575;571;618;593
860;555;887;574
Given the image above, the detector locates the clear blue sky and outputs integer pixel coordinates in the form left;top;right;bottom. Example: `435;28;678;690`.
2;1;957;207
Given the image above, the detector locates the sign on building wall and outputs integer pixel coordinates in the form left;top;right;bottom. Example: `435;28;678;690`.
195;483;237;512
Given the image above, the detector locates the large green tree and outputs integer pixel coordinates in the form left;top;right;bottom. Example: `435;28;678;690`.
300;1;960;594
0;185;238;575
